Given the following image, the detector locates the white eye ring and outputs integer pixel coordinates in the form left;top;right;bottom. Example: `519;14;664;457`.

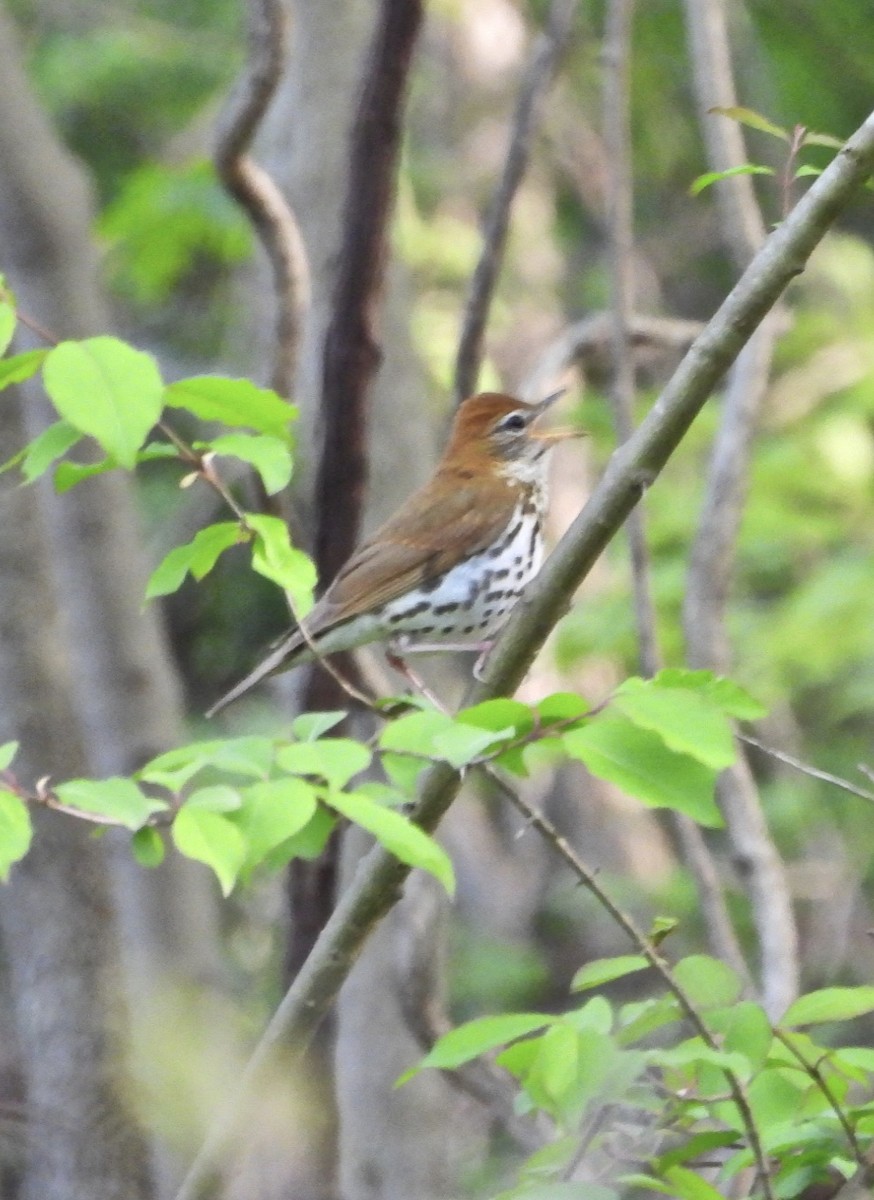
498;412;527;433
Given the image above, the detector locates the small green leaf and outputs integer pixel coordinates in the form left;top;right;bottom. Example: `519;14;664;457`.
185;785;242;812
537;692;590;724
16;421;82;483
0;348;49;392
801;130;844;150
137;736;275;791
206;432;293;495
563;715;722;826
145;522;245;599
403;1012;554;1079
0;300;15;356
571;955;650;992
662;1164;727;1200
708;1002;773;1072
277;738;371;790
613;678;736;770
690;163;774;197
291;711;347;741
458;698;533;735
708;106;789;141
264;804;335;865
782;986;874;1028
0;741;18;771
654;1039;752;1081
327;789;454;894
794;164;822;179
43;337;163;468
131;826;165;868
432;722;515;768
172;805;246;895
655;1130;742;1173
379;708;457;757
651;669;766;720
231;778;318;869
164;376;297;440
0;789;32;880
54;458;117;492
54;777;166;830
672;955;743;1008
247;513;316;613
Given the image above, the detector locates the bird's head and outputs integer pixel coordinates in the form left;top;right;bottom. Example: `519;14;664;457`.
445;390;577;480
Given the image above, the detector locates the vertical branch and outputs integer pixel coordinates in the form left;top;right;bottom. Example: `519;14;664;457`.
601;0;659;678
453;0;578;406
314;0;424;587
603;0;749;980
215;0;310;400
682;0;798;1016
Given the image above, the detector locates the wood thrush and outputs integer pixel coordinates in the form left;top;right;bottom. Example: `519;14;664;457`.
207;390;571;715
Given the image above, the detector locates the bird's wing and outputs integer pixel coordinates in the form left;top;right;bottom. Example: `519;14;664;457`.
309;473;519;631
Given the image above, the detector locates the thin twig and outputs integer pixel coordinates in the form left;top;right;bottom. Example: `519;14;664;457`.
214;0;310;400
171;112;874;1200
453;0;578;405
772;1029;865;1166
484;765;774;1198
739;734;874;804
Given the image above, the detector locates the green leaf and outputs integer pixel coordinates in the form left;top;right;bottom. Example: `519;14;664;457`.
0;741;18;772
794;164;822;179
537;692;590;724
708;1002;773;1072
185;785;242;812
690;164;774;197
327;789;454;894
172;805;246;896
571;955;650;992
131;826;165;868
0;299;15;356
656;1131;742;1173
0;348;48;392
206;433;293;495
708;106;789;141
618;994;682;1045
653;1039;752;1081
404;1012;554;1078
265;804;335;865
379;708;458;757
432;721;515;768
613;678;736;770
495;1184;612;1200
43;337;163;468
650;669;766;720
563;715;722;826
672;955;743;1008
291;711;347;741
145;522;245;599
53;458;117;492
164;375;297;440
662;1165;727;1200
276;738;371;790
458;698;533;735
54;777;166;830
6;420;81;483
782;986;874;1028
0;789;32;880
247;513;316;613
137;736;275;791
231;778;318;869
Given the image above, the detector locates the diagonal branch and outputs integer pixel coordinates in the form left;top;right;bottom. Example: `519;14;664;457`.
173;110;874;1200
453;0;578;405
214;0;310;400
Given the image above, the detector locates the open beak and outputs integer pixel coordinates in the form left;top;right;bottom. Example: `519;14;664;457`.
531;388;585;443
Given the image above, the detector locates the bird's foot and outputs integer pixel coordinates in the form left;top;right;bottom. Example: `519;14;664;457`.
385;639;446;711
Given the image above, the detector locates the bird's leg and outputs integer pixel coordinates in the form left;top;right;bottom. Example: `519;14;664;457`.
385;638;446;711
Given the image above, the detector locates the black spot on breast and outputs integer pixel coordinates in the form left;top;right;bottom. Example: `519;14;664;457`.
432;602;459;615
400;600;431;619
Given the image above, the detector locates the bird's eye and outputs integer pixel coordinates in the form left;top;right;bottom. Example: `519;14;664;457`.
498;412;527;433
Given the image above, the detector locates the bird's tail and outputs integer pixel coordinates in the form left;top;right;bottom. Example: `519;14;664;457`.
205;631;305;718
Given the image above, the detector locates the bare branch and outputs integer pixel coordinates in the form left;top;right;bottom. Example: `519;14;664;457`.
214;0;310;399
173;111;874;1200
681;0;797;1017
453;0;578;405
314;0;424;588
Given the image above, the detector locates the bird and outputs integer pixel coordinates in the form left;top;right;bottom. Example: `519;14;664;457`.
207;389;573;716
